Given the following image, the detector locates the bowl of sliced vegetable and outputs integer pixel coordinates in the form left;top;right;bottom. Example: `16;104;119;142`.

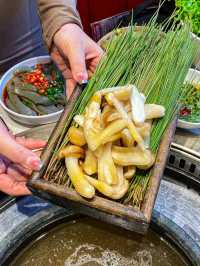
0;56;66;126
178;68;200;129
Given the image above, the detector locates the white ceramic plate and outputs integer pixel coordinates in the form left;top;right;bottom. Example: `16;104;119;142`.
0;56;63;126
177;68;200;129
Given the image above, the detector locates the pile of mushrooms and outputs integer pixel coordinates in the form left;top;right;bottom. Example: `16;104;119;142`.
58;85;165;200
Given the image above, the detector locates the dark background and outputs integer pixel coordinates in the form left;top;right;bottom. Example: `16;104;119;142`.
77;0;176;36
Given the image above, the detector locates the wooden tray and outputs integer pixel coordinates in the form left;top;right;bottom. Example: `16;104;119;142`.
28;86;177;234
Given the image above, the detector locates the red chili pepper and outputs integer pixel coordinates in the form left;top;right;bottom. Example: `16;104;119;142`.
180;107;191;117
23;66;49;94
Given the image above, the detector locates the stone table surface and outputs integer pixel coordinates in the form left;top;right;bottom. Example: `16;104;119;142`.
0;115;199;264
0;178;199;264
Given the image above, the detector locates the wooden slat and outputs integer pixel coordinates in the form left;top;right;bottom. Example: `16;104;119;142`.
141;119;177;222
29;179;147;223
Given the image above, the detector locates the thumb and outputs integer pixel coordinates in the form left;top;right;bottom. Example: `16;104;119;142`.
66;41;88;83
0;128;42;171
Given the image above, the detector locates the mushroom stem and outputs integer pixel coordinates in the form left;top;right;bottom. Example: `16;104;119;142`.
86;167;129;199
105;93;145;150
98;143;118;185
65;157;95;199
112;145;155;168
83;149;97;175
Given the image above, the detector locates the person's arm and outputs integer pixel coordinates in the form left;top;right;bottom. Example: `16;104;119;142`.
38;0;82;49
38;0;103;98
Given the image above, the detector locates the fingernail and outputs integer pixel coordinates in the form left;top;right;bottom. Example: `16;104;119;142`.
80;80;88;85
76;72;88;82
26;157;42;171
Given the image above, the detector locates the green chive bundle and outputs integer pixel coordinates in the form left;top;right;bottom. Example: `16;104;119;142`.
46;18;197;208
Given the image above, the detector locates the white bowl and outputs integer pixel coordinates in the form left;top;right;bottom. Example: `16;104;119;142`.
177;68;200;129
191;32;200;70
0;56;63;126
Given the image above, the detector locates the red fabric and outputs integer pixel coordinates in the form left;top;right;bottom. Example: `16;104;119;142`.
77;0;144;35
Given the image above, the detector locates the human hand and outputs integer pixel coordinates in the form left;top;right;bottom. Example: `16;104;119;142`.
0;122;46;196
51;23;103;98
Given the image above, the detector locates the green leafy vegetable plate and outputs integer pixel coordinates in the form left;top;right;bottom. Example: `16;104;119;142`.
178;68;200;129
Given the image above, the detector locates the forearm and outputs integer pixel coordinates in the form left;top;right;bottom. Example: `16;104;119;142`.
38;0;82;49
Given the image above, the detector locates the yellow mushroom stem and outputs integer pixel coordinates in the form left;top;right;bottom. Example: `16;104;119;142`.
112;145;155;168
83;149;97;175
121;129;135;147
95;85;132;101
105;93;145;150
137;122;152;138
107;112;152;139
106;103;131;123
58;145;85;159
106;112;123;123
98;143;118;185
85;119;127;152
101;105;115;126
68;126;86;146
113;88;131;101
93;146;103;158
102;132;122;145
73;114;84;127
83;95;102;151
120;122;151;147
144;104;165;119
98;119;127;148
137;154;155;170
124;166;136;179
65;157;95;199
85;167;129;199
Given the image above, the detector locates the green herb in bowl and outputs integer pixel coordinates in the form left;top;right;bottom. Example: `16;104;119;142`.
180;82;200;123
